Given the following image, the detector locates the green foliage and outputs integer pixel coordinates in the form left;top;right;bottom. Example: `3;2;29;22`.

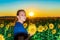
0;17;60;40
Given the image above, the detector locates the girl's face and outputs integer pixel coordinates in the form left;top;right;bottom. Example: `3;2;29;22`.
18;11;26;22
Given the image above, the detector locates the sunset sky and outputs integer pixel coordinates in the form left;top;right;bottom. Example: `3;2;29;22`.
0;0;60;17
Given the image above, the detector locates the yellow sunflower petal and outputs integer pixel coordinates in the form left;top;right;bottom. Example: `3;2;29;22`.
0;34;5;40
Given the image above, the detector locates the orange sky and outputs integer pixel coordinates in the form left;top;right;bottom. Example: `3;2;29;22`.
26;8;60;17
0;8;60;17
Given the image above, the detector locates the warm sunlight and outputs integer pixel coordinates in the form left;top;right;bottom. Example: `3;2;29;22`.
29;11;34;17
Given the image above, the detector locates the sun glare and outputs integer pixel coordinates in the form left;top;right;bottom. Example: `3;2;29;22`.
29;11;34;17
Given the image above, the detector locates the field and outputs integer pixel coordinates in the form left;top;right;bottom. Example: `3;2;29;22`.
0;16;60;40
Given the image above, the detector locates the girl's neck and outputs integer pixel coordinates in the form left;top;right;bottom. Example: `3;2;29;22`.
17;20;23;24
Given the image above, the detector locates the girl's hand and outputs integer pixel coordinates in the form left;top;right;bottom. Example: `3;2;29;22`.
29;34;33;37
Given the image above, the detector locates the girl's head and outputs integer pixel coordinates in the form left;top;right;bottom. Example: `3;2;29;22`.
17;9;26;22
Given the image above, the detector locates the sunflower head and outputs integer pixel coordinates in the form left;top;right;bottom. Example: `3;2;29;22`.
58;24;60;29
0;34;5;40
28;24;37;36
6;24;10;31
52;29;56;34
37;25;44;32
0;24;4;28
49;23;54;29
23;23;27;28
8;33;11;37
29;23;32;25
44;25;48;31
9;22;15;26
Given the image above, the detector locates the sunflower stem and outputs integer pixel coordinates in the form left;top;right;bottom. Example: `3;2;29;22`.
4;27;7;38
47;29;50;40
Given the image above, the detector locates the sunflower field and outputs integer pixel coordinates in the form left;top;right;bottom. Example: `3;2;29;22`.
0;17;60;40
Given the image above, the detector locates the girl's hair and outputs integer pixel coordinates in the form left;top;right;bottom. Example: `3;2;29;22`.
17;9;26;16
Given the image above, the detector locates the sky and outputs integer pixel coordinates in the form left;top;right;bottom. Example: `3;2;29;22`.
0;0;60;17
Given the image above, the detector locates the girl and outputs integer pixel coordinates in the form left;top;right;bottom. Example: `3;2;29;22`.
14;9;29;40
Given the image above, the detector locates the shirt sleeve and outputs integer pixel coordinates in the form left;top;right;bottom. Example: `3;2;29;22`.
14;22;28;36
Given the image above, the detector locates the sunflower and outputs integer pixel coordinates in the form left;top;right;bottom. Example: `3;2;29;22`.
8;33;11;37
29;23;32;25
23;23;27;28
0;34;5;40
6;24;10;31
28;24;36;36
44;25;48;31
49;23;54;29
9;22;15;27
37;25;44;32
52;29;56;34
58;24;60;29
0;24;4;28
